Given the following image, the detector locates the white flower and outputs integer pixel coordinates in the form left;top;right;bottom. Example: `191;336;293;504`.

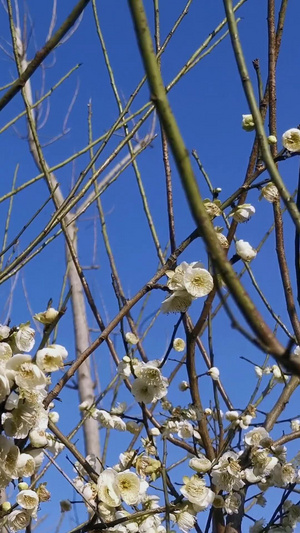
7;510;31;532
0;325;10;340
238;414;252;429
125;332;139;345
97;468;120;507
224;492;241;515
244;427;270;447
272;364;284;381
267;135;277;145
27;448;44;469
12;360;47;391
48;411;59;424
132;363;168;403
282;128;300;152
180;475;215;509
171;503;196;533
0;373;10;402
5;390;19;410
271;463;296;486
131;378;156;403
34;307;59;325
126;421;140;434
203;200;222;218
36;344;68;372
117;358;132;377
0;342;12;362
116;471;141;505
235;240;257;261
183;266;213;298
225;410;239;422
161;290;193;313
189;455;212;473
211;451;245;492
207;366;220;381
242;114;255;131
177;421;194;439
29;428;48;448
166;262;190;291
229;204;255;223
17;454;35;478
216;232;229;249
16;489;39;510
255;366;263;378
111;415;126;431
290;419;300;432
173;338;186;352
179;381;189;391
252;449;278;477
2;401;37;439
15;325;35;352
149;427;160;436
259;183;279;203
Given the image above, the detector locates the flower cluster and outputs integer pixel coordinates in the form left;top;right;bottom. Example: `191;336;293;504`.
161;261;214;313
0;315;67;531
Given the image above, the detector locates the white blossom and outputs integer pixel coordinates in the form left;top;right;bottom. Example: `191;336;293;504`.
235;239;257;261
260;183;279;203
6;510;31;532
224;492;241;515
177;421;194;439
244;427;270;447
36;344;68;372
0;373;10;403
161;290;193;314
0;342;12;362
225;410;239;422
17;454;35;478
173;338;186;352
180;475;215;509
0;325;10;340
290;419;300;432
271;463;296;486
211;451;244;492
189;455;212;473
229;204;255;223
242;114;255;131
116;470;141;505
15;325;35;352
34;307;59;325
111;415;126;431
125;332;139;345
16;489;39;510
183;265;214;298
179;381;189;391
207;366;220;380
282;128;300;152
171;503;196;533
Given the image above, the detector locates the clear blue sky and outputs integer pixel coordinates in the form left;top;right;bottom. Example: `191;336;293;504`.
1;1;300;531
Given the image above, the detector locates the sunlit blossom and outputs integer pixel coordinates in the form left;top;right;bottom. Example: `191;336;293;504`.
16;489;39;510
282;128;300;152
236;239;257;262
229;204;255;223
259;182;279;203
180;475;215;509
173;338;186;352
242;114;255;131
34;307;59;325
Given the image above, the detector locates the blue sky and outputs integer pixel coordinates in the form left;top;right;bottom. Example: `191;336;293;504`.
1;0;300;531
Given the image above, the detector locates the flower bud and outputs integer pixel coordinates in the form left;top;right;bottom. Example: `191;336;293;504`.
242;114;255;131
